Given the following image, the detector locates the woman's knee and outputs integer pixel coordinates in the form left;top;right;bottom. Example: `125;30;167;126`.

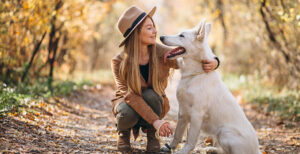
116;102;139;130
142;89;162;117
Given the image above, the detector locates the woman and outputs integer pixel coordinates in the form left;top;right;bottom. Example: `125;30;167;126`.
111;6;220;152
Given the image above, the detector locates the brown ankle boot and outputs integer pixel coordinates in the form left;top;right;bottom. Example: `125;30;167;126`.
117;129;131;152
146;127;160;152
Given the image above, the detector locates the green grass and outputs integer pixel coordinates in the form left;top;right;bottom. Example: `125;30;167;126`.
0;84;26;113
0;79;92;113
0;69;113;114
222;72;300;122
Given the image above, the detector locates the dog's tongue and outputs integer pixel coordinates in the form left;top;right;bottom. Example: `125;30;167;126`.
164;52;169;63
164;47;183;63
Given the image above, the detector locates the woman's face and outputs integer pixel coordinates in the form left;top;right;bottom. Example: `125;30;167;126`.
139;17;157;45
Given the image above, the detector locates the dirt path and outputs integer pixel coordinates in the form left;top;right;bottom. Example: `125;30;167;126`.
1;73;299;153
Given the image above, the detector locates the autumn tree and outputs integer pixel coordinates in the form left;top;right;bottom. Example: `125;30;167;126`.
0;0;119;89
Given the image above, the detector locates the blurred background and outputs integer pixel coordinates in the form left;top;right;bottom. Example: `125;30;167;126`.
1;0;299;121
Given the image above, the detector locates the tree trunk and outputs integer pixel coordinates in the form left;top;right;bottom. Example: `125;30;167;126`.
21;32;47;82
47;0;63;91
216;0;227;41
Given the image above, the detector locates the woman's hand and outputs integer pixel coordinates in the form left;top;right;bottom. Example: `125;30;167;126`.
153;120;173;137
202;58;218;73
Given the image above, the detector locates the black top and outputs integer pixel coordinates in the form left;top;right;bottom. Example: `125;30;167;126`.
139;63;149;82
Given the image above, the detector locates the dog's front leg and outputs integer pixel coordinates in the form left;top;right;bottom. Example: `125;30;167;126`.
175;113;204;154
170;112;189;150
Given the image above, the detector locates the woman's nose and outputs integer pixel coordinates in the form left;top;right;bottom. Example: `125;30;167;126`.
153;28;157;34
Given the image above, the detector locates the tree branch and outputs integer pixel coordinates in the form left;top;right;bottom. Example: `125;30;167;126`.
259;0;290;62
21;32;47;82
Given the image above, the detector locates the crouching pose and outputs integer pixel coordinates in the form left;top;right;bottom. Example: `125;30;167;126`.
111;6;220;152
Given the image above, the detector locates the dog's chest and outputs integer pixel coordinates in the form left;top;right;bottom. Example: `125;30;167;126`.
176;75;217;109
176;79;201;108
176;85;194;108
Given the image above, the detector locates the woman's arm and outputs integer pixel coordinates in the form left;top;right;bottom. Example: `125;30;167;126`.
112;56;174;137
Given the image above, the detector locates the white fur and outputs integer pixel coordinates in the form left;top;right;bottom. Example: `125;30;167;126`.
161;19;261;154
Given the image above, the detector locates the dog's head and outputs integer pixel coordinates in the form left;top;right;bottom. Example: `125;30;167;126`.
160;19;212;60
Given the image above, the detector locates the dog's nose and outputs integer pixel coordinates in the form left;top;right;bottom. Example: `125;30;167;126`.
160;36;164;42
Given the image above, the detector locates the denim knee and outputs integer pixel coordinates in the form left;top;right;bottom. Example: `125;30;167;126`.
142;89;162;118
116;102;139;131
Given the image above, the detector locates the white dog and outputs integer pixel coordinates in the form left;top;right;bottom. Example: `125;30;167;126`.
160;19;261;154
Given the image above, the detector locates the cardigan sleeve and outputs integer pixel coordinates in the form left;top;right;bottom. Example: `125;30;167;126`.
110;57;128;113
111;57;160;124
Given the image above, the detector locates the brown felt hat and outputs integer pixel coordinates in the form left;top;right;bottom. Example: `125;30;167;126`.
117;6;156;47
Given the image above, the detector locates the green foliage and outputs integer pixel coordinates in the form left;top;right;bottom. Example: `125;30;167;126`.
16;78;50;97
0;79;93;113
0;84;24;113
53;81;77;96
253;95;299;122
222;72;300;122
53;80;92;96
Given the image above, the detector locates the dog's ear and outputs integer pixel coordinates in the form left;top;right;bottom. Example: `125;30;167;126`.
196;19;206;35
204;23;212;38
196;19;206;40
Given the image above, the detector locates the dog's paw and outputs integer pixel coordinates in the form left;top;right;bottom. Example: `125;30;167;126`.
160;147;171;152
173;150;190;154
202;147;221;154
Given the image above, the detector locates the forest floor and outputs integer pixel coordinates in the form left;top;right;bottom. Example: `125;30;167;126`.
1;79;299;153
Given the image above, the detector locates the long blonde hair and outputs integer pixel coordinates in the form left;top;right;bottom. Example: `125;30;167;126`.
119;17;163;96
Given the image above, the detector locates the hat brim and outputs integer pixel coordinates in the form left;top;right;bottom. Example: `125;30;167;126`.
119;6;157;47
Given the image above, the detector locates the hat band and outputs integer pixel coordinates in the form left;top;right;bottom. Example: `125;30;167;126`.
123;12;146;37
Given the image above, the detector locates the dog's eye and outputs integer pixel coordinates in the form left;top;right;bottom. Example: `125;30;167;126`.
179;34;184;37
